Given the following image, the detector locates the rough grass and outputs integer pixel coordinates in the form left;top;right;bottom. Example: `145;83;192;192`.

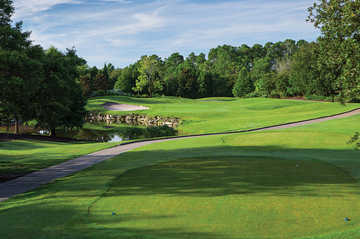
0;140;119;181
0;114;359;238
86;96;360;135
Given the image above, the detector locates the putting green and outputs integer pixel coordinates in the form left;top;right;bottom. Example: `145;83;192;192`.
90;156;360;239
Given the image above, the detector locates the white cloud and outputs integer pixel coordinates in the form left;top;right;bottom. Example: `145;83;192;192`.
17;0;319;67
13;0;82;19
100;0;132;3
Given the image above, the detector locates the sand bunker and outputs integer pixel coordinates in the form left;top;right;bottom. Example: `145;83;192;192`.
103;102;149;111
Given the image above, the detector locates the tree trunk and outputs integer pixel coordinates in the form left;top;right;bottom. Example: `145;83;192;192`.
149;80;152;98
14;118;20;134
6;119;10;133
50;128;56;137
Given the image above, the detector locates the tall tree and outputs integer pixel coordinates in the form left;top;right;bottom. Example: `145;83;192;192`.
163;53;184;96
133;55;163;97
0;0;42;134
114;64;138;94
308;0;360;100
35;47;86;137
0;0;14;26
0;46;44;133
233;67;254;97
289;42;320;96
174;60;199;98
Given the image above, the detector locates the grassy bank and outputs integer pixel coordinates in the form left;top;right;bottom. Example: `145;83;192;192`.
87;96;360;135
0;113;359;238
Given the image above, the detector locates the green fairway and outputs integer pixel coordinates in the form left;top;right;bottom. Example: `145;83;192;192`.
1;113;359;238
90;157;358;239
87;96;360;135
0;140;119;181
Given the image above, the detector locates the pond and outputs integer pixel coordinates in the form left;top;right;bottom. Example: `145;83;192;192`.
0;122;178;143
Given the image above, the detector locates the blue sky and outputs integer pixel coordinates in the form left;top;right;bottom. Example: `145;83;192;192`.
13;0;319;68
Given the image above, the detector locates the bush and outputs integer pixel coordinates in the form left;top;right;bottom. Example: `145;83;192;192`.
144;125;177;138
305;94;328;101
349;98;360;103
122;127;145;138
90;89;126;98
269;93;280;98
246;91;261;98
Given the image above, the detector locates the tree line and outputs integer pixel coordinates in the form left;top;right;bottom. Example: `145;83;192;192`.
0;0;87;136
92;37;356;102
76;1;359;103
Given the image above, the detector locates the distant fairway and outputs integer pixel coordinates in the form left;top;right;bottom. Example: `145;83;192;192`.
87;96;360;135
1;113;360;239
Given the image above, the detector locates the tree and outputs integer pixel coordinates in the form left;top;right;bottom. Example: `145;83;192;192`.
0;46;44;134
133;55;163;97
163;53;184;96
254;73;277;97
208;45;240;96
114;64;138;94
289;42;320;96
0;0;43;134
232;67;254;97
34;47;86;137
197;63;214;98
174;60;199;98
0;0;14;26
308;0;360;100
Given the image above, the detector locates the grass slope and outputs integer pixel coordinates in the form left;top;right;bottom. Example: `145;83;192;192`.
87;96;360;135
0;140;119;181
0;114;359;238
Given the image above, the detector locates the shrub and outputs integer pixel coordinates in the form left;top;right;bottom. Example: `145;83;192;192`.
144;125;177;138
90;89;126;98
305;94;328;101
122;127;145;138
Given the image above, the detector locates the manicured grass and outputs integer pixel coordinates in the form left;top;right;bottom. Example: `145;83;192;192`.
0;140;119;181
86;96;360;135
0;114;359;238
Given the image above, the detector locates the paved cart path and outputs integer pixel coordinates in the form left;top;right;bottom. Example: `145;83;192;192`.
1;108;360;202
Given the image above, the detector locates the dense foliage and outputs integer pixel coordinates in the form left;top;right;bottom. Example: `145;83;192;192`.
107;37;358;101
0;0;87;135
308;0;360;101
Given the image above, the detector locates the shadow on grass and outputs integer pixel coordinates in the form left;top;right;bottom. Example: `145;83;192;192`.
0;140;47;151
0;202;225;239
103;155;359;198
20;144;359;199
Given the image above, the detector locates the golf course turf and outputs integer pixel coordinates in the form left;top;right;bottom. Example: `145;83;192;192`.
86;96;360;135
0;109;359;238
0;140;120;181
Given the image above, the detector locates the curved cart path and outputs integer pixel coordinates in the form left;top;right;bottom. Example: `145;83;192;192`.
1;108;360;202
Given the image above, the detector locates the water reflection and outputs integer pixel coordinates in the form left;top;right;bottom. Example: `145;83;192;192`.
108;135;123;143
0;126;128;143
56;128;126;142
1;121;176;142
